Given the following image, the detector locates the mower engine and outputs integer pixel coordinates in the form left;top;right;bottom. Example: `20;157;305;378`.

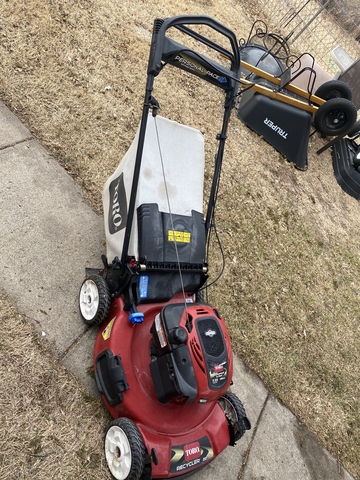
150;303;233;405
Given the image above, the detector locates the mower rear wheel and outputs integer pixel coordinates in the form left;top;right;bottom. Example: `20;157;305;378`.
314;98;357;137
315;80;352;101
218;391;251;445
195;289;205;302
79;274;111;326
105;418;146;480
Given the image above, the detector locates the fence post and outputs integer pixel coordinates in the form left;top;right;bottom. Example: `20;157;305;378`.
291;0;332;41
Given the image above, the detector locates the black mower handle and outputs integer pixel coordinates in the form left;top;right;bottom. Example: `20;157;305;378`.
148;15;241;92
120;16;240;271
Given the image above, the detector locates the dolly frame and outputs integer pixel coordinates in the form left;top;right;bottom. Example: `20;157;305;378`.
237;20;357;137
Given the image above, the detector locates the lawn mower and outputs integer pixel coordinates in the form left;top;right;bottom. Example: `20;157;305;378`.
79;15;251;480
236;20;358;169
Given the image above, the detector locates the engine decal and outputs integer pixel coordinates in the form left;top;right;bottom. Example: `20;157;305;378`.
170;436;213;473
205;328;216;338
208;360;228;388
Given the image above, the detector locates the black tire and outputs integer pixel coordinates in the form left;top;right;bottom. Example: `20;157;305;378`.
218;391;251;445
314;98;357;137
347;120;360;138
104;418;146;480
79;274;111;326
315;80;352;101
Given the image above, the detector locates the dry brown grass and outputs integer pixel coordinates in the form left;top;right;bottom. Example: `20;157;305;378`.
0;295;111;479
1;0;360;478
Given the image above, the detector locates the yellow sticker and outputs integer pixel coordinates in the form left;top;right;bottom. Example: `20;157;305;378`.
168;230;191;243
102;317;115;341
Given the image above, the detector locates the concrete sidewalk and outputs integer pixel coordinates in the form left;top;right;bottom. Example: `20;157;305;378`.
0;100;354;480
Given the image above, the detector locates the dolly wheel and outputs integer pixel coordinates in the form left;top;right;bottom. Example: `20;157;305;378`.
315;80;352;101
218;392;251;445
314;98;357;137
105;418;146;480
347;120;360;138
79;274;111;326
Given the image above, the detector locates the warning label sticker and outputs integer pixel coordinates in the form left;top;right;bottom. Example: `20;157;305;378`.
102;317;115;341
168;230;191;243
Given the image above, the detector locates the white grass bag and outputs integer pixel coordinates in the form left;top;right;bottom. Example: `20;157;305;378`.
103;115;205;263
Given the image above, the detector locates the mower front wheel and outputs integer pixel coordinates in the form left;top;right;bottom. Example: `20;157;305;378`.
79;274;111;326
314;98;357;137
105;418;146;480
218;391;251;445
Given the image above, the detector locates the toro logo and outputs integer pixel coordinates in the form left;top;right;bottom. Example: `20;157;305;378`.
108;173;128;234
184;442;201;462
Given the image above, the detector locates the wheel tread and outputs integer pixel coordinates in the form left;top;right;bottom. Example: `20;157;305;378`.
79;274;111;326
106;417;146;480
315;80;352;101
314;97;357;137
218;391;250;444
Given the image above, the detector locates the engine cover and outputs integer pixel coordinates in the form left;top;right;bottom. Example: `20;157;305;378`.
150;303;233;404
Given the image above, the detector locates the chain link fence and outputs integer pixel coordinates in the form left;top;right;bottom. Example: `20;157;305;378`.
251;0;360;75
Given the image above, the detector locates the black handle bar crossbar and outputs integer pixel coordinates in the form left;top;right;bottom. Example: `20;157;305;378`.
148;16;240;91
